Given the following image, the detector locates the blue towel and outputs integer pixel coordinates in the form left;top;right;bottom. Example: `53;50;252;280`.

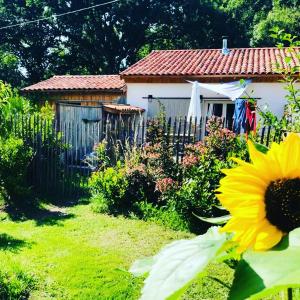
233;99;246;133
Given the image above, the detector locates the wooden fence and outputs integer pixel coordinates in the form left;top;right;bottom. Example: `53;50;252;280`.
1;114;284;198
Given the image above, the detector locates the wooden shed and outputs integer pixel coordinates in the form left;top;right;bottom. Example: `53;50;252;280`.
22;74;126;108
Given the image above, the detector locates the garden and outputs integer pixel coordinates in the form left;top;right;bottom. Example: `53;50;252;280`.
0;35;300;299
0;81;238;299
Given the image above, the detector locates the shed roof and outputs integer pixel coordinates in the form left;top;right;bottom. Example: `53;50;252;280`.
22;75;126;92
103;104;145;114
121;47;300;78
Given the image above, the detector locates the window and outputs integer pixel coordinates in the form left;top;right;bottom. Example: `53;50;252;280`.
204;100;235;130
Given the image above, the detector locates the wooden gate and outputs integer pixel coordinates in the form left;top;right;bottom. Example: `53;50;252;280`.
57;103;103;161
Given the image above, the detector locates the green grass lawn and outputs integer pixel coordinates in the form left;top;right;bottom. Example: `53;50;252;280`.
0;202;234;299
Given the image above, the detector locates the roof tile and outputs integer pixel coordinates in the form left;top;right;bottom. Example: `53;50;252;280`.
121;47;300;77
22;75;126;92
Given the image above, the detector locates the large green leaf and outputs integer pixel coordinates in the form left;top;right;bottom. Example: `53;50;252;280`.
130;257;156;276
230;228;300;300
193;214;231;225
140;226;226;300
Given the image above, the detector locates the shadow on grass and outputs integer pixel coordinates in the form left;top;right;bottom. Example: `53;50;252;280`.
34;211;75;227
35;192;90;208
0;233;30;252
5;204;75;227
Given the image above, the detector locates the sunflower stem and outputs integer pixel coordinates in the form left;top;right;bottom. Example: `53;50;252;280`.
288;288;293;300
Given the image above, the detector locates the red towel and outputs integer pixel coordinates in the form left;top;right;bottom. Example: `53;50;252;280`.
246;101;256;133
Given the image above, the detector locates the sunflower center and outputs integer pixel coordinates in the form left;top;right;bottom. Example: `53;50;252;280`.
265;178;300;232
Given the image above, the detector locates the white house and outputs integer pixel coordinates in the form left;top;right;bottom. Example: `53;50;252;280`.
121;41;300;124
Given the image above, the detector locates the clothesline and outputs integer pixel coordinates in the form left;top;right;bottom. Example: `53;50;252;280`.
187;80;252;101
143;96;261;100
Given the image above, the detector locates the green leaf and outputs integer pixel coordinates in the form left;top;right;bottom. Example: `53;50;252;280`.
229;228;300;300
284;56;292;64
212;205;228;211
130;257;156;276
193;213;231;225
253;142;269;154
140;227;227;300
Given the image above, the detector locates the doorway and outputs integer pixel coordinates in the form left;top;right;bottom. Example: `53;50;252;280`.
204;100;235;130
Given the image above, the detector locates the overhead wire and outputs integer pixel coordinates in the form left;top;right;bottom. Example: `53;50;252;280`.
0;0;120;30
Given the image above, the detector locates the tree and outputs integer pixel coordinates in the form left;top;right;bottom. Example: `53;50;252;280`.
0;49;23;87
0;0;299;87
221;0;300;46
137;0;242;58
252;6;300;46
0;0;68;85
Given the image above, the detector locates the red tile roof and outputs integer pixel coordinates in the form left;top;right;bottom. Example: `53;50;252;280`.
121;47;300;77
22;75;126;92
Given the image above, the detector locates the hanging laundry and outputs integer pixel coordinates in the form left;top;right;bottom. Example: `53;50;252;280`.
192;80;251;101
245;101;256;133
233;98;246;133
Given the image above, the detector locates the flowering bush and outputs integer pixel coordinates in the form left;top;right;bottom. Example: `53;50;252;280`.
181;154;199;168
89;116;247;232
155;177;177;194
204;116;247;160
125;163;158;204
88;140;178;216
182;142;206;168
142;140;178;180
131;134;300;300
177;152;235;233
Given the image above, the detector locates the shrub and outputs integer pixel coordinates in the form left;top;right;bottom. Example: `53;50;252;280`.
175;120;248;233
142;141;178;180
0;183;7;207
146;101;166;145
133;201;189;232
0;137;33;206
89;163;129;214
0;81;70;208
90;193;110;214
0;81;32;121
89;134;179;216
93;140;111;170
204;116;248;160
0;267;35;299
177;154;234;233
88;116;249;233
125;163;158;204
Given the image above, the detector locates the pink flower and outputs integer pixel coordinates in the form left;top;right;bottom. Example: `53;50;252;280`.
126;163;147;176
155;177;177;193
182;154;199;168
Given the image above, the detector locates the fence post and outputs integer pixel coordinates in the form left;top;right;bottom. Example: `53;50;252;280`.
266;126;271;147
181;116;187;160
176;117;182;163
187;116;192;144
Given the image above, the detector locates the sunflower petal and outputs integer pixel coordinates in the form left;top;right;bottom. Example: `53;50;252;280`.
279;133;300;177
248;141;282;180
253;222;283;251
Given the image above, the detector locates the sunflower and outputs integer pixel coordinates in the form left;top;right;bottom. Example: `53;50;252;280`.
217;133;300;252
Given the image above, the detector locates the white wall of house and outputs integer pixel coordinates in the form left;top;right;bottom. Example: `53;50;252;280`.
127;82;300;118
